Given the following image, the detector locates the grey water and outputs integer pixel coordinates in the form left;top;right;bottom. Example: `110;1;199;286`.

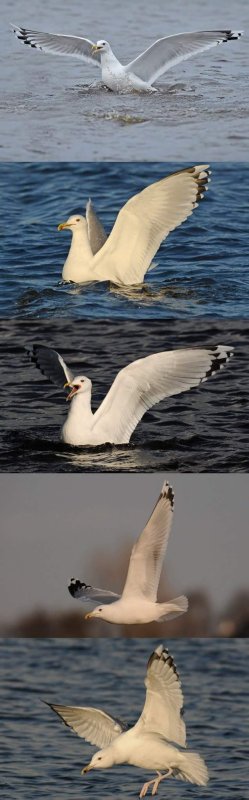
1;0;249;161
1;638;248;800
0;318;248;473
0;162;249;319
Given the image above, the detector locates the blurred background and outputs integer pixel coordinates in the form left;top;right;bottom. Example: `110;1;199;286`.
1;473;248;636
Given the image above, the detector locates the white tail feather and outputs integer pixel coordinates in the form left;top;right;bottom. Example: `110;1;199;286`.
158;594;188;622
178;751;209;785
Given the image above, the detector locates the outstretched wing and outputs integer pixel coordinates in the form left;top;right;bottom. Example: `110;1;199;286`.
134;645;186;747
47;703;128;748
11;25;102;66
122;481;174;602
91;165;210;285
68;578;120;604
30;345;74;387
126;30;243;85
93;346;234;444
86;199;108;255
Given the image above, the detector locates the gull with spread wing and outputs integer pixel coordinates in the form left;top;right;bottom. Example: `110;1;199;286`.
12;25;242;92
57;165;210;284
69;480;188;625
47;644;208;796
30;343;234;447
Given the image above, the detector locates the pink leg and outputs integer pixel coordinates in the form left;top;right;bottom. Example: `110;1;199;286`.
152;769;173;795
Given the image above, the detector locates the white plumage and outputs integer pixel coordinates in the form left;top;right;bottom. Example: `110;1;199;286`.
31;343;234;446
69;480;188;625
48;644;209;796
57;165;211;285
12;26;243;92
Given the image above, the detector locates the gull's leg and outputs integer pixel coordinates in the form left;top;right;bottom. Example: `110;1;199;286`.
140;777;158;798
151;769;173;795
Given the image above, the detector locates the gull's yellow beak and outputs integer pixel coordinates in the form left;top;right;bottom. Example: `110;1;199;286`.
85;611;94;620
82;763;92;774
64;381;71;388
91;43;101;53
58;222;70;231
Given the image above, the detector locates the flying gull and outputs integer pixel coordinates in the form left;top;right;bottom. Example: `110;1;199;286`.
30;343;234;446
57;165;211;284
12;25;243;92
69;480;188;625
47;644;209;796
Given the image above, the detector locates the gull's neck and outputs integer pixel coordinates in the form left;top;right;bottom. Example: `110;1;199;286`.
62;390;94;445
100;48;122;69
62;225;94;282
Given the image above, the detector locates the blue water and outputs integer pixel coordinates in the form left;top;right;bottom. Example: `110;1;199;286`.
0;638;248;800
0;162;248;319
0;318;248;473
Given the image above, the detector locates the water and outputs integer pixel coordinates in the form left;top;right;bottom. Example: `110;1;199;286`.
1;0;249;161
0;318;248;473
0;638;248;799
0;162;248;319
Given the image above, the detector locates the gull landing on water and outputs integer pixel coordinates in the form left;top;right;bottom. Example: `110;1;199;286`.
57;165;211;285
30;343;234;447
68;481;188;626
11;26;243;92
47;645;209;796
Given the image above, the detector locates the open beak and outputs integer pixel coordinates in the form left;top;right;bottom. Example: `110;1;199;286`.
82;763;92;774
91;43;102;53
64;382;78;402
85;611;94;620
58;222;70;231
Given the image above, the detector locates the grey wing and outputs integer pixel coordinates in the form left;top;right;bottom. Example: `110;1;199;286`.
134;645;186;747
31;345;74;387
122;481;174;602
47;703;128;747
86;199;108;255
126;30;243;84
11;25;101;66
68;578;120;604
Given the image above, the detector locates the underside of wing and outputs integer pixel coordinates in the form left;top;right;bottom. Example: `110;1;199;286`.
125;30;243;84
86;199;108;255
11;25;102;65
30;345;74;387
122;481;174;601
91;165;210;285
135;645;186;747
92;345;233;444
68;578;120;604
47;703;128;747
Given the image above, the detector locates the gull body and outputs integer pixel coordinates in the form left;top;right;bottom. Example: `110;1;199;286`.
58;165;211;285
69;481;188;626
31;344;234;447
12;27;243;92
48;644;209;796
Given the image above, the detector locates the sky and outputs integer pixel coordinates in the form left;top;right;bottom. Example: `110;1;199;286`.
0;473;248;622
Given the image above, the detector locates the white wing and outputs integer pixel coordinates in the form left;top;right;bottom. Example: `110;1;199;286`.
93;346;234;444
47;703;128;747
122;481;174;601
134;645;186;747
126;30;243;85
68;578;120;603
91;165;210;285
86;199;108;256
31;345;74;387
11;25;101;66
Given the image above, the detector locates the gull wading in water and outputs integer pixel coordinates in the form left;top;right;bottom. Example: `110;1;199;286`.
12;25;242;92
68;480;188;625
47;644;209;796
57;165;211;285
30;343;234;447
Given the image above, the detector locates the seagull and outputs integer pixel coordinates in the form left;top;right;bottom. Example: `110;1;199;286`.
47;644;209;796
11;25;243;92
57;164;211;285
30;343;234;446
68;480;188;625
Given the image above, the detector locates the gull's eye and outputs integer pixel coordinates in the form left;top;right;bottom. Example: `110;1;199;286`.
76;218;81;222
